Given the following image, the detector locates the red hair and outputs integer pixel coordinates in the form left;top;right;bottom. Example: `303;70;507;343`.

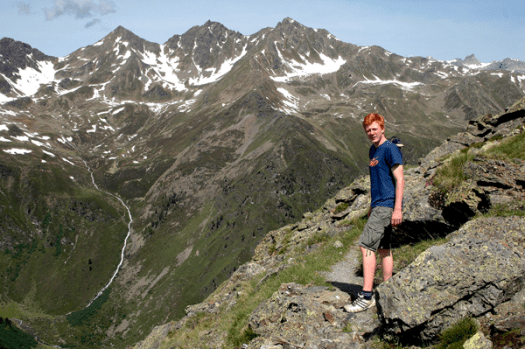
362;113;385;130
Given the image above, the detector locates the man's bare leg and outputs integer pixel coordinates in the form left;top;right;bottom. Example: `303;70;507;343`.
378;248;393;281
361;246;376;292
344;246;378;312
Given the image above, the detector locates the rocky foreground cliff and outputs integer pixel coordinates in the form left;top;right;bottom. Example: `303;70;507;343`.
134;98;525;349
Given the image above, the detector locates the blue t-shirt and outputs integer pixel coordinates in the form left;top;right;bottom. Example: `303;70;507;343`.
369;140;403;208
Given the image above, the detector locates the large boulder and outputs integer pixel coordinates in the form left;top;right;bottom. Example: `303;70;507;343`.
376;216;525;342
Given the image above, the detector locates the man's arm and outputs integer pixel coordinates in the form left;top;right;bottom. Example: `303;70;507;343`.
391;164;404;226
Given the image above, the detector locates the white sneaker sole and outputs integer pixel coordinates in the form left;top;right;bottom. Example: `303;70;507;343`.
344;298;376;313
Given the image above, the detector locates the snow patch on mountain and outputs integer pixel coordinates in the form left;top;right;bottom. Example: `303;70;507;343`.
31;139;51;148
178;98;197;112
355;75;423;91
435;71;449;79
138;45;186;91
43;150;55;157
465;62;491;70
271;50;346;82
189;44;248;86
3;148;32;155
13;135;29;142
112;107;125;115
0;61;56;97
277;87;299;114
62;157;75;165
58;85;83;96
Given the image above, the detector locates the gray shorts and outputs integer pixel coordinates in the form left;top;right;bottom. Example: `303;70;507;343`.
358;206;393;252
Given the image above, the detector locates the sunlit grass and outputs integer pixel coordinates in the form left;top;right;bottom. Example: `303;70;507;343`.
485;131;525;161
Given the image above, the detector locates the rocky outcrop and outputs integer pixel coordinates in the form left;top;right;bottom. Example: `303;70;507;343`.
0;37;54;80
377;216;525;341
247;283;358;349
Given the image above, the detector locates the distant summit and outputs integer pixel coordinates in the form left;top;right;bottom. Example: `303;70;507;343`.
448;54;525;73
485;58;525;73
0;37;55;96
463;54;481;65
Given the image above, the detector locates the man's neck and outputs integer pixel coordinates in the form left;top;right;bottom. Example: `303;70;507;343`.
374;135;387;148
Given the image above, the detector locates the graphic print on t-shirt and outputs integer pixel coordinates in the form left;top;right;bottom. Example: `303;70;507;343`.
369;157;379;167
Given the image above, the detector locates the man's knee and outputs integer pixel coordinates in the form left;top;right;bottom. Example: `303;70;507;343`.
360;246;376;258
377;249;392;258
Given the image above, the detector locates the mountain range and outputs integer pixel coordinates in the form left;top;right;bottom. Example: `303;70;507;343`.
0;18;524;348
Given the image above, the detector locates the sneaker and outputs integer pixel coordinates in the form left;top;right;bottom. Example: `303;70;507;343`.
344;292;376;313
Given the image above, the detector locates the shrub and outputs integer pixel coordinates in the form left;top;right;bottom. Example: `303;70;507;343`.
481;199;525;218
334;202;349;214
226;312;258;347
486;131;525;160
306;233;329;246
492;328;525;348
436;317;477;349
0;317;38;349
432;152;473;193
66;288;111;326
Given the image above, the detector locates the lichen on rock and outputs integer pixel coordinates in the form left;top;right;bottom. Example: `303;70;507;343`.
377;216;525;342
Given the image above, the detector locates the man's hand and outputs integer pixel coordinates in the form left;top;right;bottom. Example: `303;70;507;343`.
391;164;404;226
391;208;402;226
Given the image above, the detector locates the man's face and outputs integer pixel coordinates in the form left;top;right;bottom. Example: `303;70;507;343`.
364;121;384;144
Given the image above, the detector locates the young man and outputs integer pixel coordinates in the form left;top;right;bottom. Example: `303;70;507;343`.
344;113;404;313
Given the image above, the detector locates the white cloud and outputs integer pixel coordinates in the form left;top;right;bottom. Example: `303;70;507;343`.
16;2;31;15
43;0;116;21
85;18;101;28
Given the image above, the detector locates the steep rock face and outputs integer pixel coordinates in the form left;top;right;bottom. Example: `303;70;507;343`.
165;20;249;72
377;216;525;341
463;54;481;65
0;38;55;80
0;38;55;97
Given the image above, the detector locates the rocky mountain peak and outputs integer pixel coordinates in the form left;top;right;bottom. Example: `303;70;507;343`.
0;37;54;79
486;57;525;73
166;20;238;50
273;17;312;38
100;25;158;54
463;53;481;65
165;20;246;71
277;17;303;28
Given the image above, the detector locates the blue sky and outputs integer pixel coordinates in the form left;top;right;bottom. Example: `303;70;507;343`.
1;0;524;63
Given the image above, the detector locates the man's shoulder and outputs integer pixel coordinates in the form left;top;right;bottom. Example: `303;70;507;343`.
377;140;400;154
384;140;402;154
383;140;398;149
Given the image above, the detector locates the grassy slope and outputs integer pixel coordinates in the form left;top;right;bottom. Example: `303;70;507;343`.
0;148;129;347
94;110;367;347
